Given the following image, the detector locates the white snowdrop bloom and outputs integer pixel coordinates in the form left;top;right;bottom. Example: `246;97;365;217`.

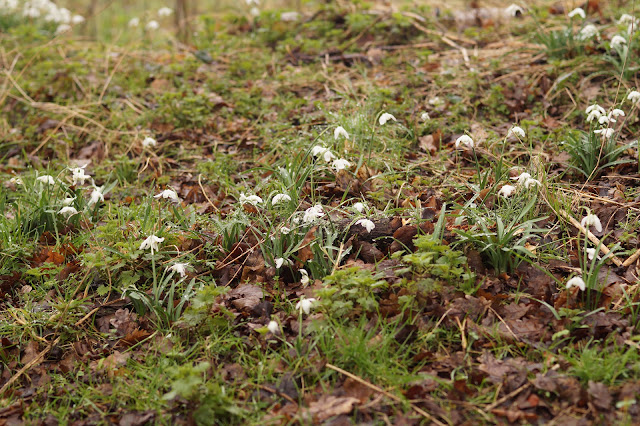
71;15;85;24
250;7;260;17
334;126;349;140
58;206;78;218
299;268;310;286
23;7;41;18
245;0;260;5
378;112;397;125
303;204;324;224
512;172;531;185
627;91;640;104
55;24;71;35
69;166;90;186
62;196;75;206
585;248;600;261
280;11;299;22
598;115;610;125
332;158;352;172
607;108;626;123
611;35;627;50
9;177;23;185
587;110;602;122
505;4;524;17
167;262;189;277
139;234;165;254
498;184;517;198
267;320;279;334
1;0;18;11
428;96;442;106
295;297;316;315
594;128;614;139
455;134;474;149
239;193;263;206
128;17;140;27
568;7;586;19
508;126;525;139
280;226;291;235
522;177;541;189
158;7;173;17
353;202;365;213
311;146;335;163
274;257;285;269
566;276;586;291
271;193;291;205
581;213;603;233
586;104;606;118
88;186;104;206
145;20;159;31
142;137;157;148
355;218;375;233
619;14;636;25
578;24;599;41
37;175;56;185
421;112;431;121
154;189;181;203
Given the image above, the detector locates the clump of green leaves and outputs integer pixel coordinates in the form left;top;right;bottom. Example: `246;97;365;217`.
563;129;634;180
316;267;388;317
164;362;244;425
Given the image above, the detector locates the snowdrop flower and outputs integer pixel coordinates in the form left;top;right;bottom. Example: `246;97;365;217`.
71;15;85;24
37;175;56;185
154;188;181;203
619;14;636;25
23;7;40;18
355;218;375;233
271;193;291;205
295;297;316;315
58;206;78;218
353;202;365;213
334;126;349;140
142;137;157;148
332;158;351;172
55;24;71;35
611;35;627;51
274;258;285;269
566;276;586;291
280;226;291;234
145;20;159;31
139;235;165;254
280;11;300;22
158;7;173;17
303;204;324;224
128;17;140;27
299;269;310;286
167;262;189;277
88;186;104;205
505;4;524;17
522;177;541;189
568;7;586;19
239;193;263;206
267;320;279;333
498;184;517;197
508;126;525;139
379;112;397;125
455;134;474;149
421;112;430;121
586;104;606;122
586;248;600;261
62;196;75;206
594;127;614;139
607;108;625;123
250;7;260;16
311;146;335;163
9;177;23;185
512;172;531;185
578;24;599;41
70;166;90;186
627;91;640;105
581;213;603;232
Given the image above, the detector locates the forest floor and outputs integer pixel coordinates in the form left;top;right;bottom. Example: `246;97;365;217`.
2;0;640;424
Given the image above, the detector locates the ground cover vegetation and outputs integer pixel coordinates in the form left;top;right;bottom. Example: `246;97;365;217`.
2;0;640;423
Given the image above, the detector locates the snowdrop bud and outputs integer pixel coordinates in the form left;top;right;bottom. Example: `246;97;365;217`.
455;134;474;149
498;184;517;197
142;137;157;148
355;218;375;233
581;213;603;233
508;126;525;139
145;20;159;31
334;126;349;140
628;91;640;104
353;202;365;213
271;193;292;205
421;112;430;121
299;269;310;286
239;193;263;206
58;206;78;218
379;112;397;125
566;276;586;291
568;7;586;19
128;17;140;27
267;320;279;334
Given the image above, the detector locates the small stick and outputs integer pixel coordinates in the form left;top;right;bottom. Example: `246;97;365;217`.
622;248;640;268
326;363;448;426
484;383;530;412
0;336;61;395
